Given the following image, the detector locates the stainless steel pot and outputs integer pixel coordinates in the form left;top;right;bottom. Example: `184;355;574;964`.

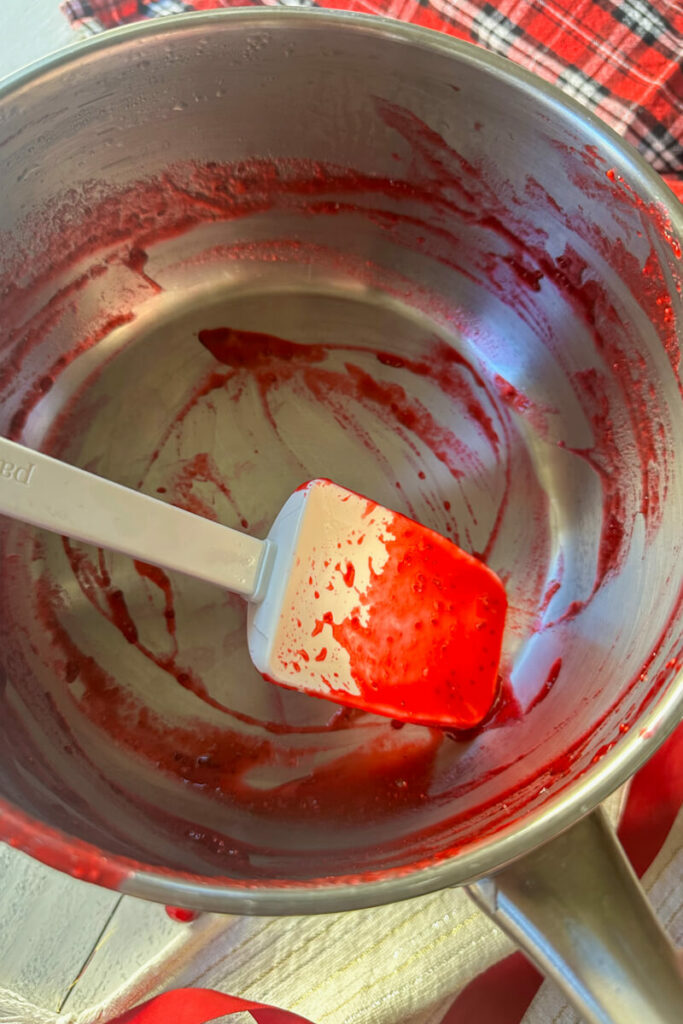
0;11;681;1023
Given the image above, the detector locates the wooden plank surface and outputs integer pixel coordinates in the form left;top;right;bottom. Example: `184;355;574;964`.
61;895;185;1014
0;844;209;1018
0;845;119;1011
0;9;184;1019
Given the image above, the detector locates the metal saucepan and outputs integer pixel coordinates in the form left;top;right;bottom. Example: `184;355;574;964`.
0;12;681;1022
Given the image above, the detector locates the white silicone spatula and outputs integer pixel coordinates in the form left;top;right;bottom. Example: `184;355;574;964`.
0;436;506;728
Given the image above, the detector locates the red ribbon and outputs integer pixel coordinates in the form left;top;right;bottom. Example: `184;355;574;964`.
109;988;315;1024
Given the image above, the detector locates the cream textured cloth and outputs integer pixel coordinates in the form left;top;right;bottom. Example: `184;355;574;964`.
120;887;512;1024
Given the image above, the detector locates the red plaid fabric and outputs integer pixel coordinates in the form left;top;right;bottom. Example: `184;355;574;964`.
61;0;683;179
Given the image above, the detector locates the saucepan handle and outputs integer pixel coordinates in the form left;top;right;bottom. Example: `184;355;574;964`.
467;808;683;1024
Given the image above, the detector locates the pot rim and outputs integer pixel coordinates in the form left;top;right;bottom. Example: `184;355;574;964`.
0;8;681;914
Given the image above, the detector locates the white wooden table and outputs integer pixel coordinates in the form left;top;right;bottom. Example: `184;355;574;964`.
0;844;189;1015
0;8;205;1017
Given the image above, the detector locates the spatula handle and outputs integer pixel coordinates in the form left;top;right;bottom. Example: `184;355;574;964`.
0;437;272;600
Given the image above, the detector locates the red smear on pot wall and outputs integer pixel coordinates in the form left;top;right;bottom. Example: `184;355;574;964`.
0;95;678;887
0;799;131;890
526;659;562;714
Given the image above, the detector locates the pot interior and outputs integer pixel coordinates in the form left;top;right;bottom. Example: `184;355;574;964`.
0;14;680;900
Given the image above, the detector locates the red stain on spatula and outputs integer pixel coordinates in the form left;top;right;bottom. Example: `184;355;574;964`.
261;480;507;730
329;511;506;728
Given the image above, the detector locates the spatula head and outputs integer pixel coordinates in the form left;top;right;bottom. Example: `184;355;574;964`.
248;479;507;728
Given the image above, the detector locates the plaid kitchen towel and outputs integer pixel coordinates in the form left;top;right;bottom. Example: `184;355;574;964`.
61;0;683;179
